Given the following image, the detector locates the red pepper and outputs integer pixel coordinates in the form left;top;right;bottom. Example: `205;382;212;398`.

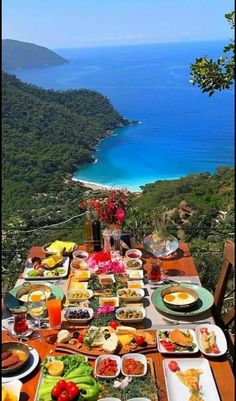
57;391;70;401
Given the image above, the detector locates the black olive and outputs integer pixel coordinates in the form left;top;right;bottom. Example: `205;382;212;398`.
104;333;111;340
80;390;86;395
73;331;80;338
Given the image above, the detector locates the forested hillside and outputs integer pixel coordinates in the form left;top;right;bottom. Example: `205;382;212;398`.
2;72;128;221
2;39;68;70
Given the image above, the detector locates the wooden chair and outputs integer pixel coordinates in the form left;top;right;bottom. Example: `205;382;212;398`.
213;240;235;359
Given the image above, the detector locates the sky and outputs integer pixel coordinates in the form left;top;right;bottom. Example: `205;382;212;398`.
2;0;234;49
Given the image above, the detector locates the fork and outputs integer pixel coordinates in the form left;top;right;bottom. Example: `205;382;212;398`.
162;317;212;325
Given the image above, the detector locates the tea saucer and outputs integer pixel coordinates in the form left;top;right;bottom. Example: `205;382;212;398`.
4;319;34;338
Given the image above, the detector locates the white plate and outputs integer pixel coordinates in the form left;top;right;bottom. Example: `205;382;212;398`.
34;355;88;400
23;257;70;280
163;358;220;401
157;328;199;354
126;270;144;280
195;324;227;356
2;348;39;383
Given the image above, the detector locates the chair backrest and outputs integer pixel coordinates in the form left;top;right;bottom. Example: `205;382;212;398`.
213;240;235;358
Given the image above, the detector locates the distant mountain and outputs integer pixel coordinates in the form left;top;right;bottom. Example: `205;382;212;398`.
2;39;68;70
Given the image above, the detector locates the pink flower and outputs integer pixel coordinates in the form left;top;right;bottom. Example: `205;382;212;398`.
97;305;115;314
115;207;125;224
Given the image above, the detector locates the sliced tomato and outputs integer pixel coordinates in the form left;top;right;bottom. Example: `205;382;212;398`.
160;340;175;352
211;345;220;354
200;327;208;334
168;360;180;372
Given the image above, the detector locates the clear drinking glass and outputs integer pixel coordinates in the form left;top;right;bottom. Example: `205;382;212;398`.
27;289;47;340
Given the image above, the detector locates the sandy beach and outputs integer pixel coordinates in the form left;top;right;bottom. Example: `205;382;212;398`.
72;178;141;193
72;178;121;191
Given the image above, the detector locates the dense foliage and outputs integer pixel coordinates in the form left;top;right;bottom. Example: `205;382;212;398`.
2;39;68;70
124;167;235;292
190;12;235;96
2;72;128;221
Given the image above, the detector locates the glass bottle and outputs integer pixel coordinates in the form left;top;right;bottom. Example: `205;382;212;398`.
92;211;101;252
84;210;94;252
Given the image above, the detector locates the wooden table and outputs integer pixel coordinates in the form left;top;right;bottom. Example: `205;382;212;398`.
2;243;235;400
2;330;234;401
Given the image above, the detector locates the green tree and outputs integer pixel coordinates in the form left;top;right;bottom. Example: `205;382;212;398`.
190;11;235;96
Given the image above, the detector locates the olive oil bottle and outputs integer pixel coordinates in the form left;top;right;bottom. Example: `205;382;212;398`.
84;211;94;252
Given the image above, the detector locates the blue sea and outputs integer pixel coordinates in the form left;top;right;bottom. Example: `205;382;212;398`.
10;41;234;191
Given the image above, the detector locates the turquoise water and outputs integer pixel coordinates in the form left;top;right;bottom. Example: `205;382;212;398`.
10;41;234;191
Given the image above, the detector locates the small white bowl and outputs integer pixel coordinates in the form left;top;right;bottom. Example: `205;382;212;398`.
70;258;88;271
125;259;143;270
128;280;144;289
99;297;119;307
73;270;91;281
128;399;151;401
121;353;147;377
126;270;144;280
117;288;145;302
116;306;146;323
125;249;142;259
66;289;93;302
99;274;115;286
64;307;94;323
2;380;22;401
99;399;121;401
72;250;89;260
95;355;121;379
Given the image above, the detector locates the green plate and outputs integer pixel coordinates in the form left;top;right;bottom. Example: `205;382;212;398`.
151;283;214;317
4;283;64;310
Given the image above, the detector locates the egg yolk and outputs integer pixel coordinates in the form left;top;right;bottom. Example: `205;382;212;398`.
164;294;175;302
178;293;189;299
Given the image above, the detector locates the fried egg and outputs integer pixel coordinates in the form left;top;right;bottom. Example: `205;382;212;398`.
163;291;196;305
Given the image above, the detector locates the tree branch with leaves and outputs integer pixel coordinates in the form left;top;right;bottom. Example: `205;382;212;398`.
190;12;235;96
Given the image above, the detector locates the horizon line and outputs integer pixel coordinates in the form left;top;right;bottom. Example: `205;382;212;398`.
2;37;230;51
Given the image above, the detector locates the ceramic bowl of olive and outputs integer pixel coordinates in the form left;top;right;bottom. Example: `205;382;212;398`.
124;259;142;270
64;307;94;323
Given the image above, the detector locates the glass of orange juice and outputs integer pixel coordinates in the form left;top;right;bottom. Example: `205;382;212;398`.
47;298;61;329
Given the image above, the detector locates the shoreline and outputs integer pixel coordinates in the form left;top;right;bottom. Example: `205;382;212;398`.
72;177;141;193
